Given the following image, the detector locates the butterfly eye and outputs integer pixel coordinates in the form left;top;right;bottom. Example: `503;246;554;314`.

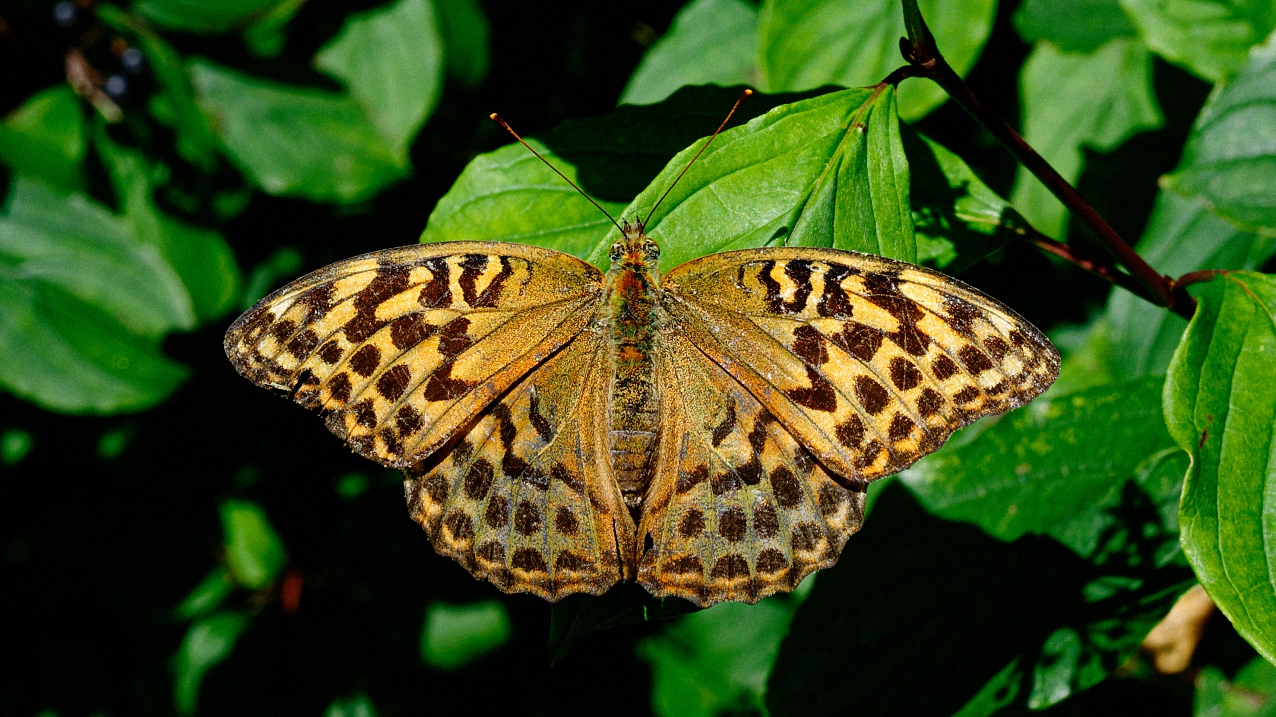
643;241;660;262
609;243;624;263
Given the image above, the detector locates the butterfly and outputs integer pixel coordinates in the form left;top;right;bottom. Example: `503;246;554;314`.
224;97;1060;607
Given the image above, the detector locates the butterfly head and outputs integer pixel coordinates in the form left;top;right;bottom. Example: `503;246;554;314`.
610;220;660;267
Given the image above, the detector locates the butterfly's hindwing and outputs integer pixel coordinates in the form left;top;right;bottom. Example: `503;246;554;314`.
224;242;604;467
661;247;1060;482
636;329;866;606
405;331;635;600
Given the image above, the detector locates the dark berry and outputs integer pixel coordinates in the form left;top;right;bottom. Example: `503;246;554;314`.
121;47;146;74
104;75;127;99
53;1;77;27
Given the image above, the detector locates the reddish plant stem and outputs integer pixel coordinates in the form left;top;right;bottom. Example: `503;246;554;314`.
894;0;1194;320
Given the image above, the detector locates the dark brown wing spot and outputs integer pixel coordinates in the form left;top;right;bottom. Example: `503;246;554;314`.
711;401;736;447
711;471;741;496
755;504;779;538
436;318;473;358
514;501;542;536
676;464;709;494
318;341;343;365
418;258;452;308
554;507;579;536
791;325;828;366
551;463;583;495
1009;329;1031;348
718;507;747;542
917;388;944;417
376;364;412;400
678;509;705;538
757;548;789;574
423;473;449;502
528;392;554;442
287;329;319;358
786;366;837;412
889;357;922;391
954;386;981;405
817;263;856;317
351;399;377;428
944;297;980;337
666;555;703;575
511;547;548;573
790;522;824;552
443;511;474;541
463;458;494;500
854;376;890;415
818;485;847;517
984;336;1010;361
344;267;410;343
423;362;474;401
770;466;802;508
831;323;883;362
931;354;959;380
855;440;885;469
300;284;335;322
555;552;588;571
747;412;774;452
958;345;995;374
710;554;750;579
390;313;437;351
271;319;297;342
349;345;381;378
476;541;504;563
396;405;424;435
484;496;509;528
835;415;865;449
888;413;915;441
736;457;763;486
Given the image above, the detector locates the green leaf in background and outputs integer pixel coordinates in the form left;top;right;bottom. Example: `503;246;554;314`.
174;567;235;621
619;0;759;106
242;0;307;58
435;0;490;87
1011;37;1164;239
1105;191;1276;380
1;428;34;465
1195;656;1276;716
1162;35;1276;237
324;693;379;717
219;500;285;590
900;125;1023;272
314;0;445;158
1165;271;1276;663
419;600;512;670
766;483;1194;716
1014;0;1139;53
190;60;404;203
97;5;221;171
173;611;249;716
0;86;85;192
900;376;1180;557
1119;0;1276;82
639;593;807;717
240;246;303;310
133;0;284;33
757;0;997;120
549;583;698;664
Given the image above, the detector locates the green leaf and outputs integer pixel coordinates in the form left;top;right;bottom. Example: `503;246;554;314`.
419;600;512;670
619;0;759;106
435;0;490;87
174;567;235;621
766;484;1194;716
900;376;1180;557
423;85;914;268
314;0;445;157
1165;271;1276;663
242;0;306;58
97;5;221;170
1119;0;1276;82
1195;656;1276;716
1162;35;1276;237
1011;37;1164;239
0;85;85;192
133;0;284;33
240;246;302;310
900;125;1022;273
1;428;34;465
219;499;285;590
639;596;805;717
757;0;997;120
324;693;379;717
548;583;699;664
1014;0;1139;53
1105;191;1276;380
190;59;405;203
172;612;249;716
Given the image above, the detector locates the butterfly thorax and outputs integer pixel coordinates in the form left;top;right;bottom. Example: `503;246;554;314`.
603;223;664;515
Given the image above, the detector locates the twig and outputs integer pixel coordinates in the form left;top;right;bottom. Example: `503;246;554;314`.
894;0;1194;319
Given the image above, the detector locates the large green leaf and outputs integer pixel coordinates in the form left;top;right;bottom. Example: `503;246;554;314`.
1165;271;1276;663
766;483;1193;716
419;600;512;670
189;59;405;203
0;85;85;192
756;0;997;121
314;0;445;157
620;0;760;106
1014;0;1139;53
1011;37;1163;239
1119;0;1276;82
1162;35;1276;237
423;85;915;269
1105;191;1276;380
133;0;283;33
219;500;285;590
901;126;1022;273
901;376;1180;558
1195;656;1276;716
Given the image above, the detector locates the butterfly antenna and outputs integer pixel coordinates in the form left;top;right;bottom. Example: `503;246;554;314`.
642;88;753;228
489;113;623;234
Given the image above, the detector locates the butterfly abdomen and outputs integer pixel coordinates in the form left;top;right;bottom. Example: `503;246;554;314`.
604;246;663;513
